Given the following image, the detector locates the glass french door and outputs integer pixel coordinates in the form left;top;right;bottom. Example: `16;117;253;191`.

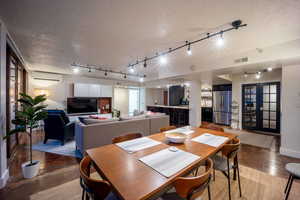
242;82;280;133
6;45;27;158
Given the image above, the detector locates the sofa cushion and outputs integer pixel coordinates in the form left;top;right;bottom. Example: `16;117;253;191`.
83;117;119;125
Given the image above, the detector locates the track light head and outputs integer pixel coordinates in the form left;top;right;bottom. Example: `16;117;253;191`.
232;20;242;29
104;71;108;76
124;74;127;79
159;55;167;65
144;58;147;68
129;67;135;73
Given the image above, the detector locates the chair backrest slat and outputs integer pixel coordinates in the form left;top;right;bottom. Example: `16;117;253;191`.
174;158;213;200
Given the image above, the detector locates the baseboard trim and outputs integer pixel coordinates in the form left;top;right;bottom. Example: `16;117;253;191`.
280;147;300;159
0;169;9;189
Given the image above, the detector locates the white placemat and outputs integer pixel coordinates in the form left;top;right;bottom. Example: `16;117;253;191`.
164;126;194;135
116;137;161;153
139;148;200;177
192;133;228;147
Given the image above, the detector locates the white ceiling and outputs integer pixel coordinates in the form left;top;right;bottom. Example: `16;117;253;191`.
1;0;300;82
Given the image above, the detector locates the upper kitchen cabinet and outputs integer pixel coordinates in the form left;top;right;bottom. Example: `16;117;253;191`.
74;83;90;97
73;83;113;97
101;85;113;97
89;84;101;97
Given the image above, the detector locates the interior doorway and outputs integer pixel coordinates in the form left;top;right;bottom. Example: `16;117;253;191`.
242;82;280;133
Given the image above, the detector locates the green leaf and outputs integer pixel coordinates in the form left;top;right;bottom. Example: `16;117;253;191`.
3;127;26;140
33;95;47;105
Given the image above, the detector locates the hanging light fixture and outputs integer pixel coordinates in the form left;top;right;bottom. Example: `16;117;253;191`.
104;71;108;76
129;65;135;73
216;31;224;47
159;55;167;65
143;58;147;68
186;41;192;56
73;68;79;74
255;72;261;79
124;74;127;79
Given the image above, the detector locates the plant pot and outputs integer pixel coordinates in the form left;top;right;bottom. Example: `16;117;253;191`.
21;160;40;179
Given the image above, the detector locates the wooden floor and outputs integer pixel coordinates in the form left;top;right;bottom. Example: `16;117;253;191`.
0;130;300;200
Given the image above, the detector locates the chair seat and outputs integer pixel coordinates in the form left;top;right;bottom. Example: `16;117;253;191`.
212;155;233;171
286;163;300;178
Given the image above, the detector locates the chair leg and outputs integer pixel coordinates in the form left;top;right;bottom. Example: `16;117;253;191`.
43;138;48;144
227;159;231;200
213;168;216;181
233;157;237;181
284;175;292;194
207;184;211;200
285;176;294;200
194;167;198;176
236;159;242;197
82;190;85;200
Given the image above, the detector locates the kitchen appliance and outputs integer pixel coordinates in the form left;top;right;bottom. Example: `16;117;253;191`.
213;85;232;125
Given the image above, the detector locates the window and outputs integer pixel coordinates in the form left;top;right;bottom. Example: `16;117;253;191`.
128;88;140;115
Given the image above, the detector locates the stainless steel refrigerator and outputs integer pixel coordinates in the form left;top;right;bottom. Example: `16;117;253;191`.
213;91;232;125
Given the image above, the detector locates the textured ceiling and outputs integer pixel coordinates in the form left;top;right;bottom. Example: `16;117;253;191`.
1;0;300;81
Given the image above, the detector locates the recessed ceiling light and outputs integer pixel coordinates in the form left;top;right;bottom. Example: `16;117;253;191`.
73;68;79;74
267;67;273;72
139;77;144;82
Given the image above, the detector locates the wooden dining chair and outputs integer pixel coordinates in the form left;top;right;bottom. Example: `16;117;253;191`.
160;125;176;132
79;156;119;200
158;158;213;200
112;133;142;144
200;123;224;132
212;138;242;200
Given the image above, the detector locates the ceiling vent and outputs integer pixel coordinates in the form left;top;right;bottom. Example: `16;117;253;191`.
234;57;248;64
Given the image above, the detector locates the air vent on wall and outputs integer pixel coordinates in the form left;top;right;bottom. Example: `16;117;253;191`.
234;57;248;64
32;71;63;82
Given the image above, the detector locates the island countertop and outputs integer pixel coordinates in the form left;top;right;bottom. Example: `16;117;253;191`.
147;105;189;110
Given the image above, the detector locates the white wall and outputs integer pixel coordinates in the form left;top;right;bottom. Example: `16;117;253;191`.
28;73;140;110
113;87;129;115
280;65;300;158
145;88;164;106
231;68;282;129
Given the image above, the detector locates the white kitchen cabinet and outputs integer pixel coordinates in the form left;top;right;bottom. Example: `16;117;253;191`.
74;83;113;97
101;85;113;97
89;84;101;97
74;83;89;97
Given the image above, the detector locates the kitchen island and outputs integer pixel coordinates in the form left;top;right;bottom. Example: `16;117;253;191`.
147;105;189;126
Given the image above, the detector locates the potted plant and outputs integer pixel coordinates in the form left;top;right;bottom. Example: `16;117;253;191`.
4;93;48;178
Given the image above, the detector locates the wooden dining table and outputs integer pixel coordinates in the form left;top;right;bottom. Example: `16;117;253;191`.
86;127;237;200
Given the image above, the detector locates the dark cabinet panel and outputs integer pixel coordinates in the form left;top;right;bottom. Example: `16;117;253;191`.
202;107;213;122
147;106;189;126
